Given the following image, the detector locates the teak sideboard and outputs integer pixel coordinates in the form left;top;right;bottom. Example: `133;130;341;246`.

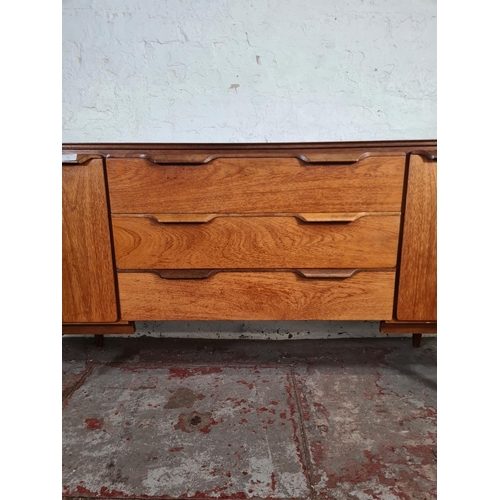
62;141;437;347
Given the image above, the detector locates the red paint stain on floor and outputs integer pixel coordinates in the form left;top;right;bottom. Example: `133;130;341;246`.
256;407;276;414
71;483;177;498
75;485;130;498
193;490;246;500
312;401;329;419
236;380;255;390
309;440;327;476
225;397;247;406
314;447;433;499
168;366;223;379
84;418;103;430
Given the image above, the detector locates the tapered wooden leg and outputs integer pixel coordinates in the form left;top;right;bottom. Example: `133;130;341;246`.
95;334;104;347
412;334;422;348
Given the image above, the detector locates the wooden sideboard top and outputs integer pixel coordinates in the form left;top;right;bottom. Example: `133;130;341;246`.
62;140;437;164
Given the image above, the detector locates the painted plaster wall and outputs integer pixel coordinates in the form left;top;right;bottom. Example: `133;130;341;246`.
62;0;436;339
62;0;436;143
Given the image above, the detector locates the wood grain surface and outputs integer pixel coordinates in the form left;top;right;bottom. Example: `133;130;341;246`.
62;159;118;323
397;155;437;321
112;214;401;269
106;156;405;214
118;271;396;321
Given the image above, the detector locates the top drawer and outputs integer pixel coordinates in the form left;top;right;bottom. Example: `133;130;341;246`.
106;156;405;214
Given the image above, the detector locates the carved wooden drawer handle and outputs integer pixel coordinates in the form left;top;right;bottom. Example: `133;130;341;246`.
129;152;395;164
138;212;399;224
119;268;388;280
297;269;361;279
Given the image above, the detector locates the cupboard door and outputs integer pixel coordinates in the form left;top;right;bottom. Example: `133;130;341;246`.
62;158;118;323
397;154;437;321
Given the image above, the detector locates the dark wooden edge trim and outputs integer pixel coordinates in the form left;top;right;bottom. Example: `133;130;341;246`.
392;152;412;318
101;157;123;321
117;268;394;280
63;141;436;163
64;320;130;325
63;140;437;151
62;322;135;335
380;321;437;334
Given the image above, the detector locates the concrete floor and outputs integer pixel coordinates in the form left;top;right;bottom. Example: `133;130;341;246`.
62;336;437;500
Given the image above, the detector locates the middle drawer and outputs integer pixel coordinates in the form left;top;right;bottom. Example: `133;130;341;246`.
112;213;400;269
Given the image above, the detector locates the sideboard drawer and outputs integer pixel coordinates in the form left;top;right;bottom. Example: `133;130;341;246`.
107;156;405;214
112;213;401;269
117;270;396;321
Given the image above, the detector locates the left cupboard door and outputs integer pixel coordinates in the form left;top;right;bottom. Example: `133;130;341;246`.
63;158;118;323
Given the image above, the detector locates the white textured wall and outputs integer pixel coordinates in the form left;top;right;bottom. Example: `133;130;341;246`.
62;0;436;143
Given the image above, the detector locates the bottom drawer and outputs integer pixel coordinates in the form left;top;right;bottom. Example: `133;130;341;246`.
118;270;395;321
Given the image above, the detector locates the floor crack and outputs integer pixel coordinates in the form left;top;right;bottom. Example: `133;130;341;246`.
289;369;317;500
62;365;94;405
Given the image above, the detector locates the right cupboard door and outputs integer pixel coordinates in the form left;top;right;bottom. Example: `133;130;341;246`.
396;153;437;321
